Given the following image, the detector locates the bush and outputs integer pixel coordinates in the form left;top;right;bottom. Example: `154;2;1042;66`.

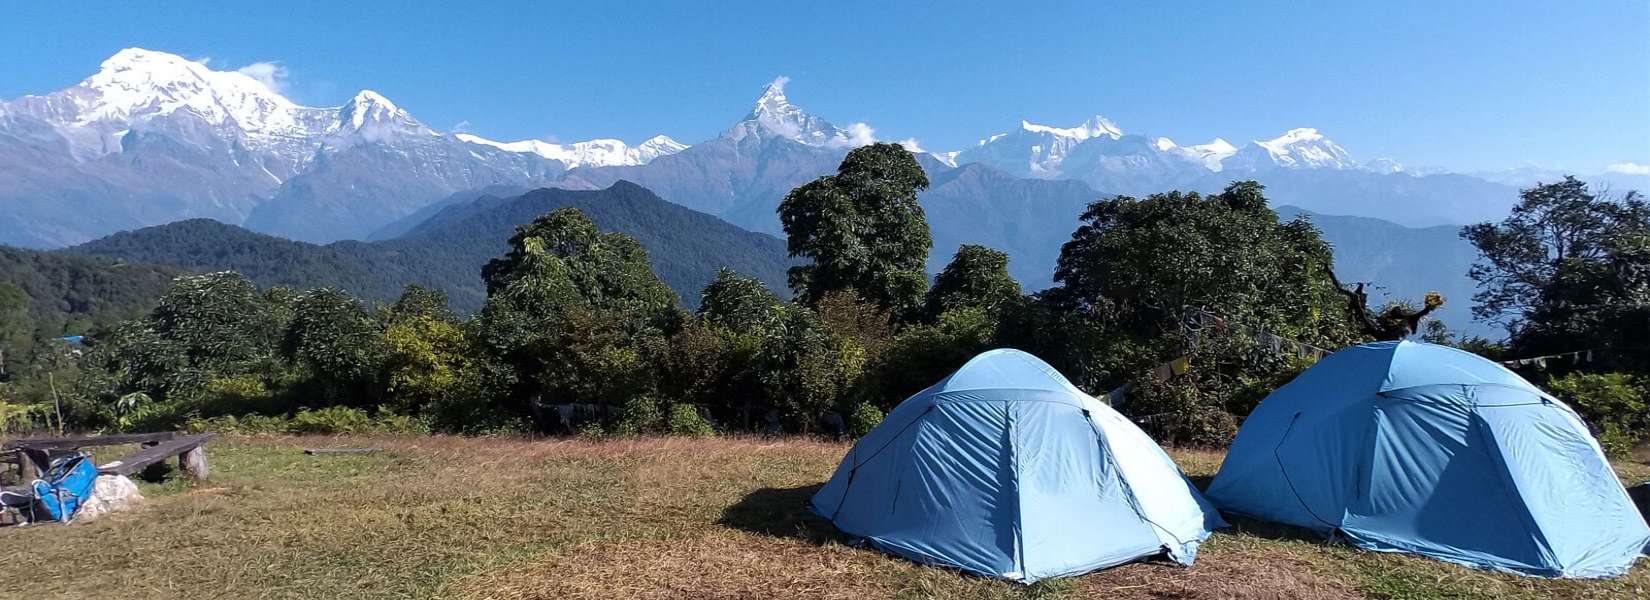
289;406;376;435
846;402;884;438
1546;371;1648;457
612;395;664;436
667;403;715;437
1123;376;1237;447
201;374;274;416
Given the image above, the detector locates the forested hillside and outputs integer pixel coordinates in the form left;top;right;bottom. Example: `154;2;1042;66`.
69;182;796;312
0;246;181;355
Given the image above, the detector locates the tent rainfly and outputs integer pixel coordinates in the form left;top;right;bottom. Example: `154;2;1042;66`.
1207;340;1650;578
810;348;1224;583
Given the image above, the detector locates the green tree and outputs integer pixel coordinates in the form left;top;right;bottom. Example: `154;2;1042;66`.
150;272;279;381
482;208;678;315
922;244;1022;322
382;314;476;415
386;284;453;324
282;288;385;406
756;304;865;431
866;307;997;407
778;143;932;318
1462;177;1650;371
1048;181;1357;436
1054;181;1350;346
663;270;786;428
476;208;680;431
696;268;783;332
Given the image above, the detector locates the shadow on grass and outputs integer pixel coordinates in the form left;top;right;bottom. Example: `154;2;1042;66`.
1219;512;1335;545
1186;473;1215;490
718;483;844;544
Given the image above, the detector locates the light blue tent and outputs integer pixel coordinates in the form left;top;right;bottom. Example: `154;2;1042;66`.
1207;340;1650;578
811;349;1224;583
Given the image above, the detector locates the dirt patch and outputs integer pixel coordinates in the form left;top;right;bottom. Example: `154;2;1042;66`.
449;533;907;600
1072;551;1360;600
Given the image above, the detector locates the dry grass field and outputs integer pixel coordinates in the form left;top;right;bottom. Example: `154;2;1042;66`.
1;435;1646;599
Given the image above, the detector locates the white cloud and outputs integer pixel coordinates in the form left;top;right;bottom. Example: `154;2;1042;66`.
898;138;924;153
1606;162;1650;175
450;120;472;133
844;122;876;147
236;61;289;94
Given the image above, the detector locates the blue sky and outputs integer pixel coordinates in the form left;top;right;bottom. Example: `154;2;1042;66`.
3;1;1646;173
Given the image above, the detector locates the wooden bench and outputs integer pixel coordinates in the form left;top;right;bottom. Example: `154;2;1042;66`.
3;432;214;482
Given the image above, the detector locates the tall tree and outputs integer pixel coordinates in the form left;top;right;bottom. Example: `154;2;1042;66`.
282;288;385;406
1463;177;1649;329
476;208;679;429
696;268;783;332
1049;181;1357;445
1053;181;1352;345
778;143;931;318
922;244;1022;322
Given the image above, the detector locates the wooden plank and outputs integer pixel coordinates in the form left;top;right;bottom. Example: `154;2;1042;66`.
97;433;215;477
4;432;178;451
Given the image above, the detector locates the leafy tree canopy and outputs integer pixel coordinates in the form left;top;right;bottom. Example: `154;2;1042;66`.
923;244;1022;322
1463;177;1650;371
1053;181;1353;346
778;143;931;318
696;268;783;333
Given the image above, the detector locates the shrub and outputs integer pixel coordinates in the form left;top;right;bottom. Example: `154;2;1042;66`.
288;406;375;435
666;404;715;437
201;374;274;416
1124;376;1237;447
612;395;664;436
1546;371;1648;457
846;402;884;438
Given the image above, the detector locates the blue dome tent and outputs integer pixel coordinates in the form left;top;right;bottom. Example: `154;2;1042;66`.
811;349;1224;583
1207;340;1649;578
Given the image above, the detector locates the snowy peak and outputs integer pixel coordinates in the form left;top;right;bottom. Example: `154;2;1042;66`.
956;114;1130;178
635;134;688;162
727;76;871;148
55;47;297;133
337;89;419;132
745;77;796;122
1234;126;1359;169
1019;115;1122;141
1154;136;1238;170
455;132;688;168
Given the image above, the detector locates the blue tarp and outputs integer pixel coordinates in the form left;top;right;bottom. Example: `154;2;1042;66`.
1207;340;1650;578
811;349;1225;583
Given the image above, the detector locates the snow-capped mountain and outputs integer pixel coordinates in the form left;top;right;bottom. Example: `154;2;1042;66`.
1159;137;1237;171
1221;128;1357;171
953;116;1123;178
721;77;874;148
0;48;693;245
0;47;1603;252
951;117;1361;183
455;133;687;168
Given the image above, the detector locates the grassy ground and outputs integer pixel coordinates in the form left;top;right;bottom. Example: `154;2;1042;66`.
0;435;1645;599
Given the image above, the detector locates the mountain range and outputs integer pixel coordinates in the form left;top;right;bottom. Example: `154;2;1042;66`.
8;48;1636;337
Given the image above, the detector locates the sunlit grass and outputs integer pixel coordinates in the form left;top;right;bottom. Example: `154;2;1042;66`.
1;435;1645;599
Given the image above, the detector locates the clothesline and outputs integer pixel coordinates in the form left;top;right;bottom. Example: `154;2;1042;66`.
1498;348;1600;370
